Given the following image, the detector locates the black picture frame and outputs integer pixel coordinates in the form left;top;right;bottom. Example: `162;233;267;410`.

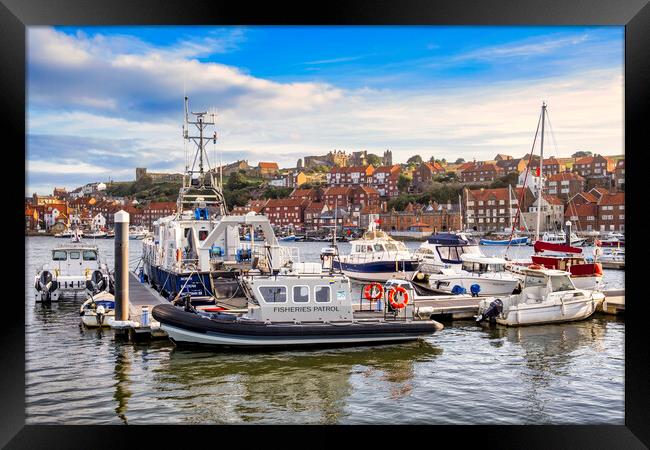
3;0;648;447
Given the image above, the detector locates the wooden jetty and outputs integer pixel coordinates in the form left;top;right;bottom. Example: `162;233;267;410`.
598;289;625;315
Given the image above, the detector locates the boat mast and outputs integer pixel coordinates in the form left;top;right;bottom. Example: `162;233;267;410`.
535;102;546;242
458;193;463;232
508;184;512;231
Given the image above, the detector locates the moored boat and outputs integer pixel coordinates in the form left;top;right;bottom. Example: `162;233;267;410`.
79;292;116;328
152;266;443;349
413;232;481;274
476;267;603;326
332;222;420;282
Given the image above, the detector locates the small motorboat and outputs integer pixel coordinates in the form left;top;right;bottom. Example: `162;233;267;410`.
594;246;624;269
415;254;521;296
413;232;481;274
80;292;116;328
536;231;587;247
278;234;298;242
476;267;603;326
152;261;443;349
86;230;107;239
129;225;150;240
34;245;112;302
597;232;624;248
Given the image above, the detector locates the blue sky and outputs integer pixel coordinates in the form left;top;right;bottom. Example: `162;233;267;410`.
27;26;624;194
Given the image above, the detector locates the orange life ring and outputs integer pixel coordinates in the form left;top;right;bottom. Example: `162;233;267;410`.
388;286;409;309
176;248;182;262
528;263;543;269
363;283;384;301
594;262;603;276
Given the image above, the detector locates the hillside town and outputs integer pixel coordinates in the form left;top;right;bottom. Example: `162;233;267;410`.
25;149;625;238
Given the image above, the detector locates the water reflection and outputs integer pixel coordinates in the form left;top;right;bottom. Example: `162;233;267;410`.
149;341;441;424
113;344;133;424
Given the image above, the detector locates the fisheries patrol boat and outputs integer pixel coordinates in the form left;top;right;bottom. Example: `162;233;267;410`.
332;221;420;282
141;97;291;306
476;267;603;326
152;252;443;348
413;232;481;274
34;244;111;302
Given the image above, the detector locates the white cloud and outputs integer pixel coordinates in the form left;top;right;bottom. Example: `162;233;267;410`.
26;27;624;194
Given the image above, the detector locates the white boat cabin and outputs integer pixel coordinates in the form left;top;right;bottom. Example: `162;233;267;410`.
241;275;354;323
460;254;508;274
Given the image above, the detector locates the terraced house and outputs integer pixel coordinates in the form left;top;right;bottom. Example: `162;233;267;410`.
460;162;504;184
463;186;534;232
326;165;375;186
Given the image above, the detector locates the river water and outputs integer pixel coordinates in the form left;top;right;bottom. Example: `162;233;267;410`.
25;237;624;424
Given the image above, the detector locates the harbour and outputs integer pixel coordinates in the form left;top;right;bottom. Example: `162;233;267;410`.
26;236;624;424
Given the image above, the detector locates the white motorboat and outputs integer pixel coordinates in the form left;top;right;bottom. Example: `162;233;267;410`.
129;225;150;240
413;232;481;274
152;258;443;348
79;292;116;328
416;254;520;296
538;231;587;247
594;246;624;269
34;244;111;302
476;267;603;326
86;230;108;239
331;222;420;282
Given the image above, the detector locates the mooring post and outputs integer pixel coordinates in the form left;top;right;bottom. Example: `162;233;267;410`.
114;210;130;321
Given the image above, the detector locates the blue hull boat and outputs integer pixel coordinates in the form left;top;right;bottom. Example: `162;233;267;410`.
479;236;529;246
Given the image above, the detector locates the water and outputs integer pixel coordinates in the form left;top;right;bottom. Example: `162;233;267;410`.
25;237;624;424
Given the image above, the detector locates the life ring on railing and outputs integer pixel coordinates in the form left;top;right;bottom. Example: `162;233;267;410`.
176;248;182;262
388;286;409;309
363;283;384;301
528;263;543;269
594;262;603;276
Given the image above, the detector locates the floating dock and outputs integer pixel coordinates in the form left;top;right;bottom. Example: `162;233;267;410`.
598;289;625;315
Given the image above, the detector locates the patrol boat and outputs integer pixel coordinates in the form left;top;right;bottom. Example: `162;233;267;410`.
141;97;287;306
152;250;443;348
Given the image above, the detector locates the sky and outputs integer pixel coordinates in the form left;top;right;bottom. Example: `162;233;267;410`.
26;26;624;195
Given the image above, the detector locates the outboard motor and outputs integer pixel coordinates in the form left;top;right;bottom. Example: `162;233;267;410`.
36;271;57;302
85;270;106;295
96;304;106;326
476;298;503;323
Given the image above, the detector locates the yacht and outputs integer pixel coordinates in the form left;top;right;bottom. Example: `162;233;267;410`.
34;244;111;302
331;222;420;282
417;254;521;296
413;232;481;274
141;97;293;306
152;255;443;348
597;232;624;247
476;267;603;326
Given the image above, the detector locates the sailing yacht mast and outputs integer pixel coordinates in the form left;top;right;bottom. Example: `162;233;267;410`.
535;102;546;242
508;184;512;231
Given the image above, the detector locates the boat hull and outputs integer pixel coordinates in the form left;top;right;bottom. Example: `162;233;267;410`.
143;262;242;302
479;237;529;246
429;276;519;296
153;304;440;348
496;295;602;326
81;313;116;328
333;260;420;282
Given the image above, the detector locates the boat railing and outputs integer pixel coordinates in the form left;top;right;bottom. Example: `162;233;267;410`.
344;251;413;264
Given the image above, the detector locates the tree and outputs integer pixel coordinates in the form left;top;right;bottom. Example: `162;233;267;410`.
490;172;519;189
572;151;593;158
227;172;249;191
455;158;465;164
397;174;412;193
406;155;423;165
366;154;382;167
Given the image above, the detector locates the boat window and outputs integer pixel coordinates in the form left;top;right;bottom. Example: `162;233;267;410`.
258;286;287;303
82;250;97;261
374;244;384;252
366;245;374;252
69;251;80;260
524;275;546;287
355;245;365;253
550;275;574;292
385;243;398;252
52;250;67;261
293;286;309;303
314;286;331;303
184;228;191;238
199;230;209;241
492;264;504;272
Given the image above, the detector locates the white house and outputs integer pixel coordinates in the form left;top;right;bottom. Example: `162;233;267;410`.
92;212;107;230
44;208;60;229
